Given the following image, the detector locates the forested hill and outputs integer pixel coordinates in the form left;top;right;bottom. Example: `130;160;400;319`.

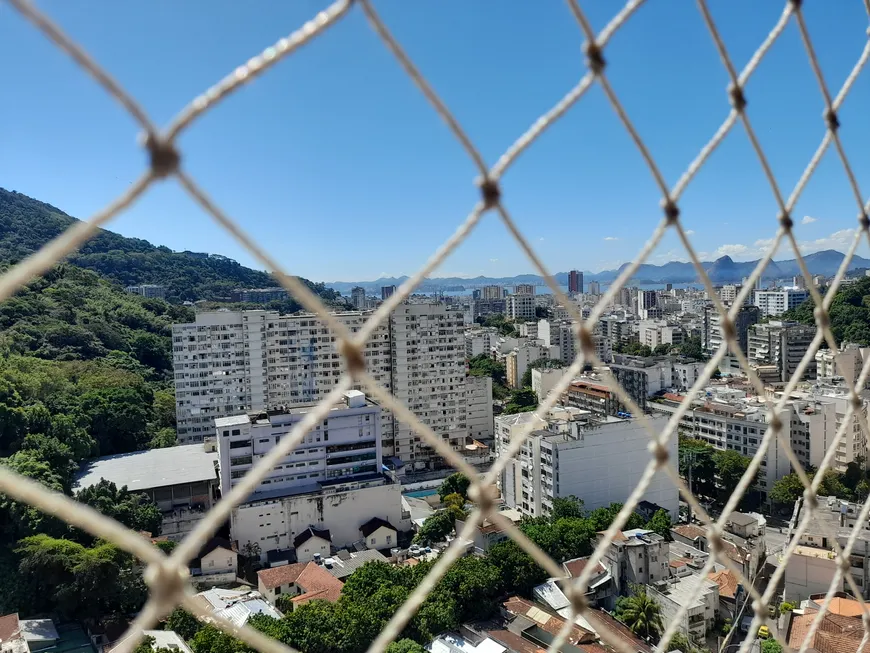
0;188;340;304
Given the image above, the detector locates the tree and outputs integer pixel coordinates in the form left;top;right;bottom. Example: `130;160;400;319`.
0;450;66;540
165;607;202;640
550;496;584;521
677;336;706;361
75;480;162;536
614;585;664;641
856;479;870;502
713;449;755;498
770;472;805;506
654;343;672;355
645;509;673;540
443;493;468;520
386;640;426;653
414;511;454;545
488;540;547;596
587;503;644;532
191;625;247;653
482;314;517;337
678;438;717;499
761;638;783;653
503;388;538;415
149;427;177;449
439;473;471;501
780;601;795;614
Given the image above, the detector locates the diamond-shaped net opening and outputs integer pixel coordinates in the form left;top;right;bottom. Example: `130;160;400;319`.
1;1;870;653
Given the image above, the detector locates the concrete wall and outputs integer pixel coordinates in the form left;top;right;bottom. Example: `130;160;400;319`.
784;551;839;601
232;481;407;559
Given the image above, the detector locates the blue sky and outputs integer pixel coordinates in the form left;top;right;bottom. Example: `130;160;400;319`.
1;1;868;282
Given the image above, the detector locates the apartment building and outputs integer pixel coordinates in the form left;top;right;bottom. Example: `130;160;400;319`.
639;321;685;349
563;377;629;419
496;408;678;519
125;284;167;299
481;285;504;300
588;280;601;295
464;328;499;358
231;287;289;303
598;315;635;348
381;285;397;300
748;321;817;382
568;270;583;294
172;310;392;446
469;298;506;320
532;367;566;402
816;343;868;385
753;287;809;317
538;319;578;365
351;286;366;309
637;290;657;315
505;341;553;389
466;375;494;441
515;284;536;296
596;528;670;597
785;496;870;600
703;305;760;357
651;391;795;497
389;303;469;469
215;391;407;557
506;293;535;321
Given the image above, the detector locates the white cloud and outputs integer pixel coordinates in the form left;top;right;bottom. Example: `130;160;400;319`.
489;258;499;263
603;236;619;241
685;230;695;236
694;228;856;262
538;237;545;242
801;215;818;225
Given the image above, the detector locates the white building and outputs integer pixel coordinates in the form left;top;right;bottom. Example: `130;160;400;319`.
531;367;565;402
496;409;678;519
816;343;868;385
215;391;408;558
214;390;381;496
753;287;809;317
390;303;469;469
466;375;494;441
649;576;719;641
747;321;817;382
465;328;499;359
506;294;535;321
172;310;391;445
505;341;554;389
597;528;669;597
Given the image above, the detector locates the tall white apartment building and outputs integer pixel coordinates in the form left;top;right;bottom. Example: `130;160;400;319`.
747;321;817;382
496;409;678;519
753;287;809;317
506;341;554;389
214;390;382;496
172;310;392;446
464;328;499;358
507;294;536;321
538;319;578;365
466;375;494;441
389;303;469;469
816;343;868;385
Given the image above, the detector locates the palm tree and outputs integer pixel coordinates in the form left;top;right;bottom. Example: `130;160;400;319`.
615;586;664;641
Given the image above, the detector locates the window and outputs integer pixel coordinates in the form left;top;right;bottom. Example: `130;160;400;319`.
232;429;241;436
275;586;281;595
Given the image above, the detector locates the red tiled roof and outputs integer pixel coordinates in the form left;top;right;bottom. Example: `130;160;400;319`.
292;562;342;604
486;629;547;653
502;596;595;644
257;562;307;590
708;569;739;599
0;614;21;643
788;608;864;653
563;557;604;579
670;559;687;569
663;393;685;402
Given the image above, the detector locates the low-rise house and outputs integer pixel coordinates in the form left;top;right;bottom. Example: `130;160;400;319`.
193;588;281;627
561;557;613;608
360;517;397;551
190;537;237;586
455;508;522;554
598;528;669;597
724;512;765;540
707;568;743;620
320;549;388;582
0;614;27;653
257;561;342;608
785;594;865;653
293;527;331;564
670;523;756;578
18;621;58;653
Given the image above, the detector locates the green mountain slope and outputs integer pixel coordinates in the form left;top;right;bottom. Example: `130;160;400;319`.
0;188;340;304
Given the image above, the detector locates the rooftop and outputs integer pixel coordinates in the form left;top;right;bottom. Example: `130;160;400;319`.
291;563;343;605
708;568;740;599
74;444;217;493
322;549;388;580
110;631;192;653
788;608;864;653
257;562;308;590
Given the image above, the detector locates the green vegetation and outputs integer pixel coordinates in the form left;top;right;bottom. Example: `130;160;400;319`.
675;336;706;361
614;585;664;641
613;341;653;357
679;437;757;507
761;638;783;653
413;511;455;545
770;463;866;506
467;354;509;400
438;472;470;502
780;601;795;614
783;276;870;345
0;188;343;306
520;357;565;388
479;313;517;337
502;387;538;415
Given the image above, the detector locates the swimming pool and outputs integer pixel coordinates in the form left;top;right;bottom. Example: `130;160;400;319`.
403;489;438;498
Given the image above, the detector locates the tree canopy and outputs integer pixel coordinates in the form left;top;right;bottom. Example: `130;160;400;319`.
783;276;870;345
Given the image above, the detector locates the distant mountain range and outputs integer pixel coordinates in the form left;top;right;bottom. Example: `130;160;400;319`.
328;250;870;293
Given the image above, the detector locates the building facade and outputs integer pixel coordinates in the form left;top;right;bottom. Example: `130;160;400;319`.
568;270;583;294
507;294;536;321
753;288;809;317
466;375;494;441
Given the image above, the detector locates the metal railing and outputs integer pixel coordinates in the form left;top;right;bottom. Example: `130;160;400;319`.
1;2;870;653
